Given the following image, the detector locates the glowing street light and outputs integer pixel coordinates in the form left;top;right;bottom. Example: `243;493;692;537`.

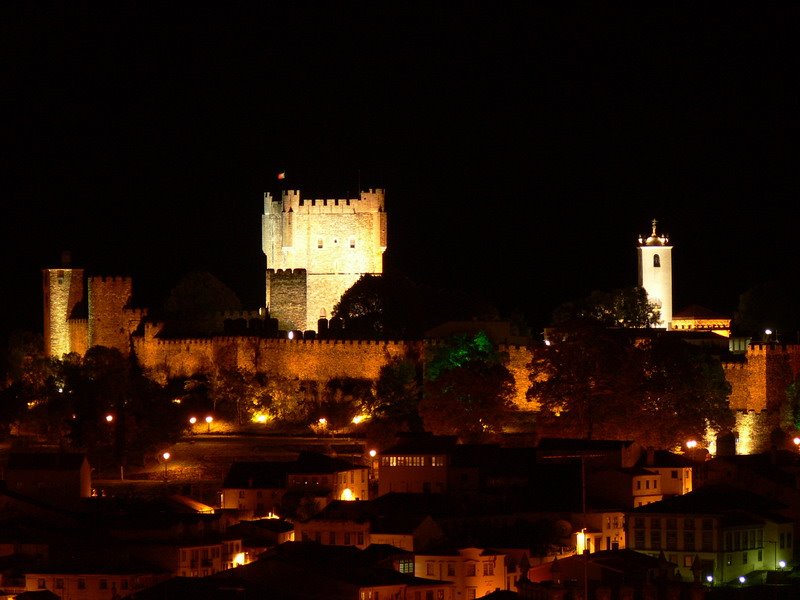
706;575;713;585
162;451;170;479
738;575;746;585
686;440;698;449
205;415;213;433
105;414;114;423
793;436;800;448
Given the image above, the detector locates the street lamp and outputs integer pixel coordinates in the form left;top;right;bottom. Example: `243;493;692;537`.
767;540;777;569
205;415;213;433
162;451;170;479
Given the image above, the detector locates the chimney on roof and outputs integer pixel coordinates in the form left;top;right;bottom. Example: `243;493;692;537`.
646;446;655;466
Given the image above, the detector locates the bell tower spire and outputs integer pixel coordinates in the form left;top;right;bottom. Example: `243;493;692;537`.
637;219;673;329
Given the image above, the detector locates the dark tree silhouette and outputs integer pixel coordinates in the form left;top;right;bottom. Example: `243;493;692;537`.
552;286;660;329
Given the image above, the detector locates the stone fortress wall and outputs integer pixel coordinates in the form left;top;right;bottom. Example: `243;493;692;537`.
723;343;800;413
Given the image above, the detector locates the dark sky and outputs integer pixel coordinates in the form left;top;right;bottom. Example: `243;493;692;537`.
3;4;799;342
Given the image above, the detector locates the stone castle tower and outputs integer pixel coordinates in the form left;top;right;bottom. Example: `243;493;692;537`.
42;252;86;358
637;219;673;329
262;189;387;333
42;252;147;359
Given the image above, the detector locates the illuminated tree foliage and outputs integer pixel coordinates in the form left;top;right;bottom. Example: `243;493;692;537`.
782;376;800;432
528;320;639;440
528;320;734;448
420;332;515;437
637;335;734;448
374;352;423;427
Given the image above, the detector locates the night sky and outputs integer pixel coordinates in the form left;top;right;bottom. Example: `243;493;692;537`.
3;5;799;342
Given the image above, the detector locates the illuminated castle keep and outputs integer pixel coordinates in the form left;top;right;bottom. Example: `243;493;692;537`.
262;189;387;333
637;219;673;329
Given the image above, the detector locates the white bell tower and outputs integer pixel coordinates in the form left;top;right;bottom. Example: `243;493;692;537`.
637;219;672;329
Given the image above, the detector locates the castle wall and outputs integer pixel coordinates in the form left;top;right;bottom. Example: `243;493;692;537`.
88;276;138;354
42;267;85;358
133;332;415;386
306;272;361;327
132;326;536;414
723;344;800;413
723;362;753;412
266;269;307;332
68;318;89;357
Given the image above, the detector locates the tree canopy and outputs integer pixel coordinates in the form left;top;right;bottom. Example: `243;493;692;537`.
331;270;500;339
161;270;242;337
528;320;734;448
420;331;515;438
733;278;800;341
552;286;660;329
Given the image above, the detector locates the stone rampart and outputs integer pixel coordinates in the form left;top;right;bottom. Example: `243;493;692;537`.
133;333;418;386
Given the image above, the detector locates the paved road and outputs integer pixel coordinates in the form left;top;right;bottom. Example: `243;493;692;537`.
98;433;368;485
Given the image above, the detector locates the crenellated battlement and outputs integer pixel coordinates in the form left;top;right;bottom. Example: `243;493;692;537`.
746;342;800;356
722;361;748;370
264;189;385;215
88;275;134;288
267;268;307;276
218;308;267;320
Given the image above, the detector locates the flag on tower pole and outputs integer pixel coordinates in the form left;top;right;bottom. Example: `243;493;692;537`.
277;172;286;180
